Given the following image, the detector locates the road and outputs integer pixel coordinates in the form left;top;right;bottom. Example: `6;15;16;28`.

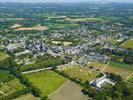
22;64;70;74
22;67;53;74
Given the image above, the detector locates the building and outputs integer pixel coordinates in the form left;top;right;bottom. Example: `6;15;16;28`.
90;74;115;88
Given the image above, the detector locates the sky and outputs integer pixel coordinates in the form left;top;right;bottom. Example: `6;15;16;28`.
1;0;133;3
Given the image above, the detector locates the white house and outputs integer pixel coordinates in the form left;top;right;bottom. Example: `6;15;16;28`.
90;74;115;88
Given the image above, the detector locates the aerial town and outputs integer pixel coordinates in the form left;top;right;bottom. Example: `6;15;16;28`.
0;1;133;100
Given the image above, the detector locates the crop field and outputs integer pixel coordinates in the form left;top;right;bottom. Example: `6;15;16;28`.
14;24;48;31
10;24;22;29
0;70;10;82
15;93;40;100
65;17;104;22
122;39;133;49
25;71;67;96
49;80;88;100
62;64;99;83
0;52;9;61
89;61;133;80
52;41;72;46
45;23;79;29
0;78;25;96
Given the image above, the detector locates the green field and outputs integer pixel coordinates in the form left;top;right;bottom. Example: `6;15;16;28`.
89;61;133;80
0;78;25;96
25;71;67;96
62;64;99;83
122;39;133;49
0;52;9;61
65;17;104;22
0;70;11;82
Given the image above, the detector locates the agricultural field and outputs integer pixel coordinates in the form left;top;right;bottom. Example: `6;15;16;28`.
0;70;12;82
65;17;104;22
14;24;48;31
0;78;25;96
14;93;40;100
0;52;9;61
89;61;133;80
25;71;67;96
49;80;88;100
122;39;133;49
62;64;99;83
52;41;73;46
45;23;79;29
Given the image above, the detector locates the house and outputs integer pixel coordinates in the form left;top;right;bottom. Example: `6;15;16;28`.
90;74;115;88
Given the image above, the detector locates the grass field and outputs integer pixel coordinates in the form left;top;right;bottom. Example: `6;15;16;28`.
49;80;88;100
25;71;67;96
122;39;133;49
62;64;99;83
0;78;25;96
14;24;48;31
65;17;104;22
0;70;10;82
0;52;9;61
89;61;133;80
15;93;40;100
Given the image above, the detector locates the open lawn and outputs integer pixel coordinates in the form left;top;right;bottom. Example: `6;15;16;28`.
14;93;40;100
0;52;9;61
89;61;133;80
122;39;133;49
63;64;99;83
25;71;67;96
49;80;88;100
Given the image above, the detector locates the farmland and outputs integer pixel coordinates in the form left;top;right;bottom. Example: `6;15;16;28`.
89;61;133;80
15;93;40;100
65;18;104;22
122;39;133;49
0;52;9;61
25;71;67;96
0;70;11;82
49;80;88;100
0;78;25;96
14;24;48;31
62;64;99;83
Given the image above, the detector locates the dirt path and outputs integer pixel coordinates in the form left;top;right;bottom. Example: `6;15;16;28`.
102;62;109;72
49;80;88;100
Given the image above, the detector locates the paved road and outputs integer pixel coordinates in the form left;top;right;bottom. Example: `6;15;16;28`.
22;67;53;74
22;64;70;74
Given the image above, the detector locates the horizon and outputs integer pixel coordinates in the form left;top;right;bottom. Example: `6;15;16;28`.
1;0;133;3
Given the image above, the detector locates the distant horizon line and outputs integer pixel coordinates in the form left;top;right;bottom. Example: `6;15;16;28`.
1;1;133;3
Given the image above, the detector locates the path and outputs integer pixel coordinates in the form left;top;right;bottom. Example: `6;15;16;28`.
102;62;109;72
22;67;53;74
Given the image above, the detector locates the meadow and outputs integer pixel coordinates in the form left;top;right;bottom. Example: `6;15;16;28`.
25;71;67;96
0;52;9;61
89;61;133;80
0;78;25;96
122;39;133;49
62;64;99;83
